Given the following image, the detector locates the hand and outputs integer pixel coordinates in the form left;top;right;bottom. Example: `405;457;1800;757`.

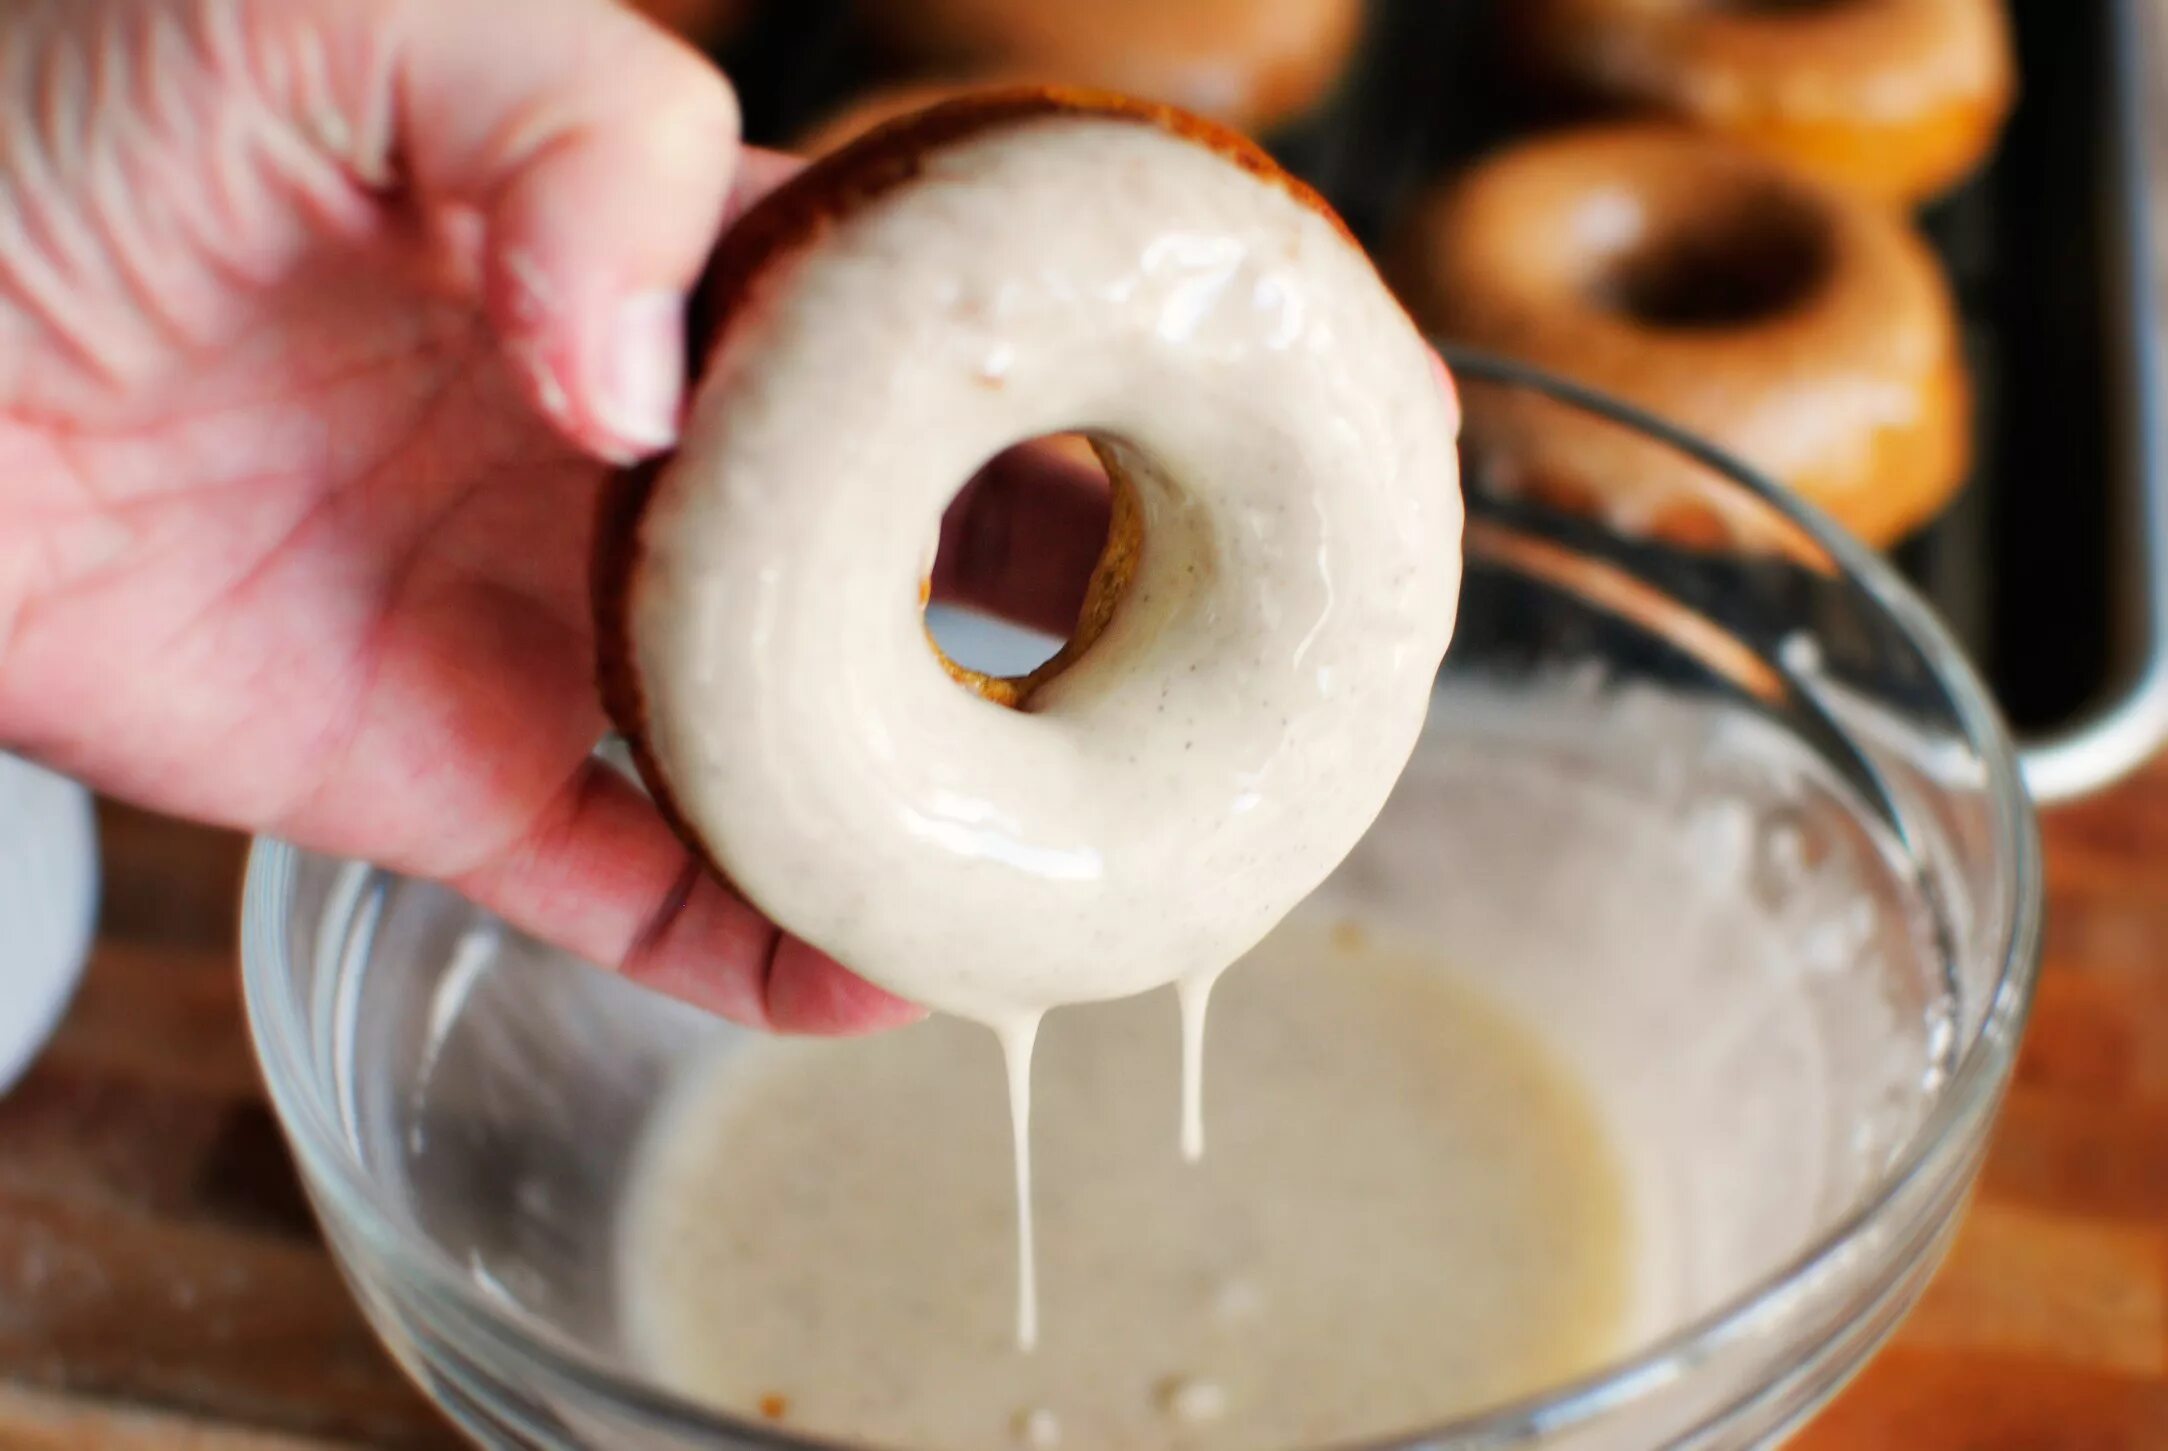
0;0;1105;1033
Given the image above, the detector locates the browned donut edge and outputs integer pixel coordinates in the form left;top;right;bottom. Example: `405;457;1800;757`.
593;85;1356;861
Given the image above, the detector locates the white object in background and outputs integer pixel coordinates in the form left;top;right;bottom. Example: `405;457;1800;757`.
924;604;1062;679
0;755;99;1095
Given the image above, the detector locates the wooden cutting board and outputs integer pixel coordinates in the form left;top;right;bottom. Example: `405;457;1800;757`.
2;767;2166;1450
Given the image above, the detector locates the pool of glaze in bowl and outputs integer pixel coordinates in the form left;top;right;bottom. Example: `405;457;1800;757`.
241;359;2037;1451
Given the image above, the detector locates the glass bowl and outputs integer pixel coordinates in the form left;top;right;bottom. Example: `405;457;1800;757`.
240;352;2041;1451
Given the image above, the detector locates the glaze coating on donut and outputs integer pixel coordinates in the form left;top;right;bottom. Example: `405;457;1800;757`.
1512;0;2014;207
1390;125;1968;551
595;88;1461;1019
598;87;1352;808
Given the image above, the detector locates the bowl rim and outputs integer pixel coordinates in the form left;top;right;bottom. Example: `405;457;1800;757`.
239;348;2045;1450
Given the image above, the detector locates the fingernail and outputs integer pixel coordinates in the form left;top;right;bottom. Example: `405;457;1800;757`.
596;290;685;455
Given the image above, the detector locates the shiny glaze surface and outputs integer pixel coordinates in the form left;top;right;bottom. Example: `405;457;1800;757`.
621;920;1636;1451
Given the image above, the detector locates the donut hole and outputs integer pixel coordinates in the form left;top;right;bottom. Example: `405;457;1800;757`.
1595;186;1834;329
926;432;1126;700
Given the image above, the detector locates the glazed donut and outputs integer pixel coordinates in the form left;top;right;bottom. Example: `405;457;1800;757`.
595;90;1462;1023
1391;126;1969;550
1512;0;2014;207
852;0;1364;135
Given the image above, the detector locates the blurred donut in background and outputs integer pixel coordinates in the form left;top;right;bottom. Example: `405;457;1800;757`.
1391;125;1971;551
852;0;1365;134
1509;0;2014;207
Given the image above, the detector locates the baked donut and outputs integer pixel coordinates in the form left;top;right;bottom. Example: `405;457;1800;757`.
1512;0;2014;207
1391;126;1969;550
852;0;1364;135
595;89;1462;1024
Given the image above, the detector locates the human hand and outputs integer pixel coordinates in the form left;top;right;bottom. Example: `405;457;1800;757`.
0;0;1105;1033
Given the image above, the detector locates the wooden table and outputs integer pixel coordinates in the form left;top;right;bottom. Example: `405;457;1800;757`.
0;807;460;1451
2;779;2165;1451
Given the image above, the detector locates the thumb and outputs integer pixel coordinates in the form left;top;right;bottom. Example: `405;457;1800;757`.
274;0;755;460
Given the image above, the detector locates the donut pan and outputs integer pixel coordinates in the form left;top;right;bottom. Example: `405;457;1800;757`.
718;0;2168;803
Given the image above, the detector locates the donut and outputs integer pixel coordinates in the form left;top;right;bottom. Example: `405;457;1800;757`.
594;89;1462;1023
1511;0;2015;207
852;0;1364;135
1390;126;1969;550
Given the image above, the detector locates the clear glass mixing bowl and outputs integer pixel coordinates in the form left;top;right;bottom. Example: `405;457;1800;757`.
241;353;2041;1451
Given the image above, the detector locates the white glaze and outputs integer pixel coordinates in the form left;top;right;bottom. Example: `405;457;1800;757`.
621;919;1637;1451
615;678;1950;1450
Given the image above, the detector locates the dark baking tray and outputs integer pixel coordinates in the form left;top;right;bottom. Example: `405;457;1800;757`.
713;0;2168;803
